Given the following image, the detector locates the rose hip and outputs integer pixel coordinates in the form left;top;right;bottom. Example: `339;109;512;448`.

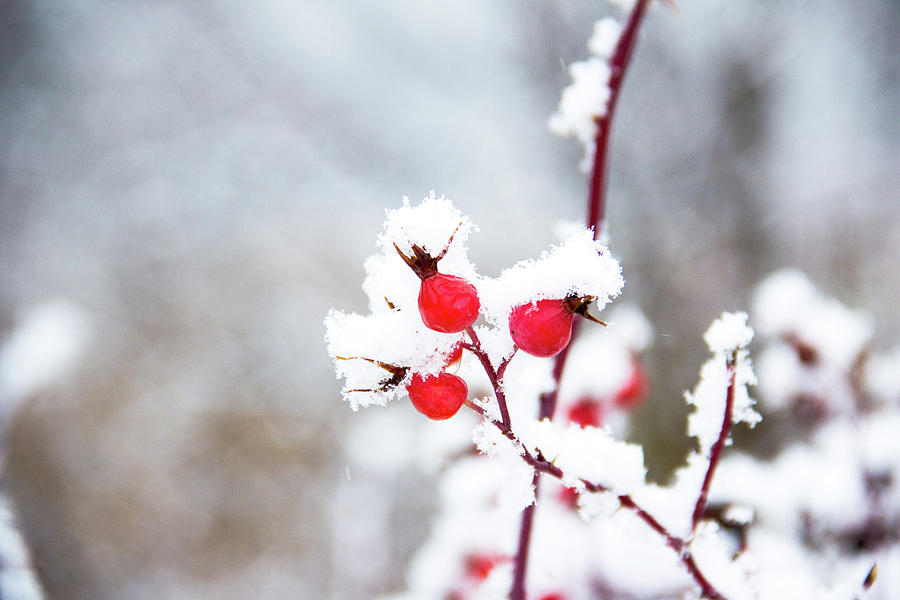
614;359;648;409
418;273;480;333
509;296;605;357
566;397;604;428
557;486;580;510
508;299;574;357
406;371;468;420
464;553;507;581
394;231;481;334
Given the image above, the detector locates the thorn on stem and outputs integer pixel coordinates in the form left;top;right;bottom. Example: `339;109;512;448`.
435;221;463;260
336;355;408;390
864;563;878;590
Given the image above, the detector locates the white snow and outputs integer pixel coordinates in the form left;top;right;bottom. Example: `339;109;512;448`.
548;58;613;171
0;300;90;403
472;420;535;510
588;17;622;59
703;311;754;354
686;313;760;456
519;419;646;495
479;227;623;328
379;192;477;261
324;308;463;409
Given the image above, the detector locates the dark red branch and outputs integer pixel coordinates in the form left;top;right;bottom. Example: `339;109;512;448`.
509;472;541;600
691;352;738;533
587;0;652;235
682;553;726;600
464;326;512;429
498;347;518;382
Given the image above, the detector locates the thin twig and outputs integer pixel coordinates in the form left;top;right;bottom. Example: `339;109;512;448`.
509;472;540;600
497;347;518;382
691;351;738;533
587;0;652;234
465;326;512;429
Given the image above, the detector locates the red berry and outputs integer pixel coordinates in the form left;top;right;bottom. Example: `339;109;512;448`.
464;553;506;580
566;397;604;428
537;594;566;600
614;360;648;409
406;372;468;420
418;273;480;333
508;299;574;357
557;486;580;510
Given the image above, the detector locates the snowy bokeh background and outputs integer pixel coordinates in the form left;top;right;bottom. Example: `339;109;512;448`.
0;0;898;598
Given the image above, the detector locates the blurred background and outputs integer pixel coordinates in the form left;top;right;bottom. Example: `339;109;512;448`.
0;0;898;598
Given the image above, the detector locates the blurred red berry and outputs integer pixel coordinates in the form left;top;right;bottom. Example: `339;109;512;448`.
407;371;468;420
508;299;574;357
614;360;648;409
567;397;604;428
537;594;566;600
557;486;580;510
418;273;480;333
464;553;506;580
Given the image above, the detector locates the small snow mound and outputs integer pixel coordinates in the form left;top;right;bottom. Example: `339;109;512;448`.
704;311;753;354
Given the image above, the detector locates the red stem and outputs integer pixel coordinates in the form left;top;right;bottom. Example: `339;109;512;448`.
587;0;651;235
509;3;654;598
691;352;738;532
464;326;513;429
509;472;540;600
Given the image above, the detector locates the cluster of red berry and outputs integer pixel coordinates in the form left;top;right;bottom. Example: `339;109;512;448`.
393;232;612;421
340;227;616;421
